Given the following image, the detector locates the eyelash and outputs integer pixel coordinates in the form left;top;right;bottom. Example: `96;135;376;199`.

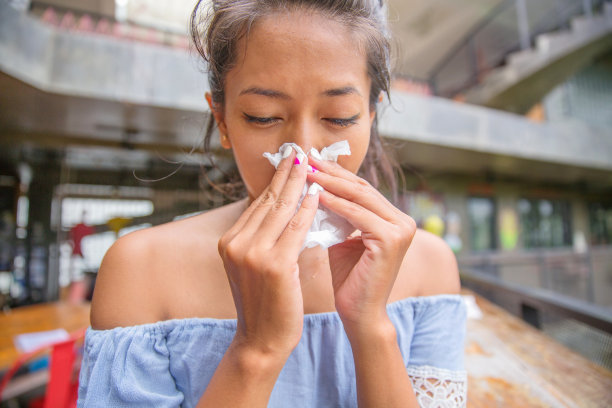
243;113;359;128
243;114;278;125
327;117;359;127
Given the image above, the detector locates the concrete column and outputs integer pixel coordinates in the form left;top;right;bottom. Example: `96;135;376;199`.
571;198;595;302
515;0;531;50
497;193;520;253
583;0;593;19
27;164;61;302
443;193;468;255
571;198;591;247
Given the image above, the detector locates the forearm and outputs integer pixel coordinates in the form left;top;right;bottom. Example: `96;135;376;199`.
196;340;288;408
346;319;419;408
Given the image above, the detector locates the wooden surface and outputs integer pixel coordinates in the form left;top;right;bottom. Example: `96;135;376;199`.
1;294;611;406
0;301;90;370
464;289;612;408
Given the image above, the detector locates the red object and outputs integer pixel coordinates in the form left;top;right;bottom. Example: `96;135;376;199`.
45;339;78;407
69;223;95;257
0;328;86;408
68;280;87;304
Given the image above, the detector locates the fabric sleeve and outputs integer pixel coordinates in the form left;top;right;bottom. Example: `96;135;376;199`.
77;327;185;408
408;297;468;408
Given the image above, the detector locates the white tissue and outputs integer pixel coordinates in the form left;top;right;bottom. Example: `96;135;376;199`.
263;140;355;250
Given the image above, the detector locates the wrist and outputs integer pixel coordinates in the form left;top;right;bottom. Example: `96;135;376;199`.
341;314;397;348
228;337;291;376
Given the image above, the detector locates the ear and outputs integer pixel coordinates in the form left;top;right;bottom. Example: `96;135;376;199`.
369;108;376;125
205;92;231;149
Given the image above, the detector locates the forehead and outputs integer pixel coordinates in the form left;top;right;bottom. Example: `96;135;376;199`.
225;10;370;97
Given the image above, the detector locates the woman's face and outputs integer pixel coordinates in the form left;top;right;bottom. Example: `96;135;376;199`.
210;10;375;200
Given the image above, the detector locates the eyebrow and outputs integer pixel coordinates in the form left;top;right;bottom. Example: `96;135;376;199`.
239;87;290;99
321;86;361;97
238;86;362;99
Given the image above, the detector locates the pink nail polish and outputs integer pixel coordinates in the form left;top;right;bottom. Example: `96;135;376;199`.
294;157;300;165
311;165;317;172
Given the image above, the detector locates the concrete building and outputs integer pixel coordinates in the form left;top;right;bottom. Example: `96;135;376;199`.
1;0;611;300
1;2;611;371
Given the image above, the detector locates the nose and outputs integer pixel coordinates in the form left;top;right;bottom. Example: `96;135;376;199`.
287;116;322;156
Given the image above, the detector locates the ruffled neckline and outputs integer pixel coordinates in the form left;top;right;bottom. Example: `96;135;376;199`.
87;293;464;334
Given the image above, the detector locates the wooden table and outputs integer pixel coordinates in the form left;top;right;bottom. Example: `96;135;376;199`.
2;295;611;406
0;301;90;371
464;289;612;407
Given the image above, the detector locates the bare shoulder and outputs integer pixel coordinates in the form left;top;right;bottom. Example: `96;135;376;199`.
398;228;461;298
90;227;163;329
90;201;246;329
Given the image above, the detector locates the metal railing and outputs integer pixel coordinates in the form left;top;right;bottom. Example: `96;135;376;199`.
457;247;612;306
461;268;612;333
461;267;612;370
428;0;606;97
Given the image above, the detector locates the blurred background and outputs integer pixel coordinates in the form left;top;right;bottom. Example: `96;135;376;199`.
0;0;611;404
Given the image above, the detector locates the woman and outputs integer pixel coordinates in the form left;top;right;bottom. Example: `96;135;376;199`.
78;1;467;407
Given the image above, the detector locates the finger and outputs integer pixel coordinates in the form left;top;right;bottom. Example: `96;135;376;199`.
255;156;309;242
308;156;399;213
318;189;390;238
223;150;296;242
276;187;320;256
222;189;269;242
307;156;362;183
238;149;297;235
307;165;400;222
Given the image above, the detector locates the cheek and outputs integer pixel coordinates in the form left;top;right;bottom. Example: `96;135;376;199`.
337;134;370;174
232;146;277;198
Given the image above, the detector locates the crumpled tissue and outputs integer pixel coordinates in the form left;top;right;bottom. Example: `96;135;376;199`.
263;140;355;250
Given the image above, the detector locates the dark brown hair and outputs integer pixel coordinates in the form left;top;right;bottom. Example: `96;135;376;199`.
190;0;402;201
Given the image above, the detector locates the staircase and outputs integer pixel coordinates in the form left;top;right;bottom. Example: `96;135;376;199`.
464;1;612;113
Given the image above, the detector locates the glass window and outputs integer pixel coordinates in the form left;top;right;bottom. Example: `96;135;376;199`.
518;198;572;248
468;197;496;251
588;203;612;245
59;197;154;285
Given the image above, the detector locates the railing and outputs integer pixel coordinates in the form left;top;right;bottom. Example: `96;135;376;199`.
461;268;612;333
461;267;612;370
428;0;606;98
457;247;612;307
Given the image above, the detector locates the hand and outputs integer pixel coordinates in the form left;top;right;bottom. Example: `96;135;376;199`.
307;157;417;336
218;150;319;358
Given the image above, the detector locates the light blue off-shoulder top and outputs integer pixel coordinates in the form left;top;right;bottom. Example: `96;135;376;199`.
78;294;467;407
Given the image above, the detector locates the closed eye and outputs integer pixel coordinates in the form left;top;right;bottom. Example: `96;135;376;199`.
243;113;280;125
325;114;360;128
242;113;360;127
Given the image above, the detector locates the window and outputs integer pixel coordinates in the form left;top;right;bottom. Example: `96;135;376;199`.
588;203;612;245
468;197;496;251
59;197;154;286
518;199;572;248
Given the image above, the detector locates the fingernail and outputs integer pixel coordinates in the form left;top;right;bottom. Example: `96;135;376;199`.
307;165;317;173
297;152;307;165
294;157;300;165
309;148;322;161
308;183;322;196
281;145;292;159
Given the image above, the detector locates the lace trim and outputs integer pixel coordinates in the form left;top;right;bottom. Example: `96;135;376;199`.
407;365;467;408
